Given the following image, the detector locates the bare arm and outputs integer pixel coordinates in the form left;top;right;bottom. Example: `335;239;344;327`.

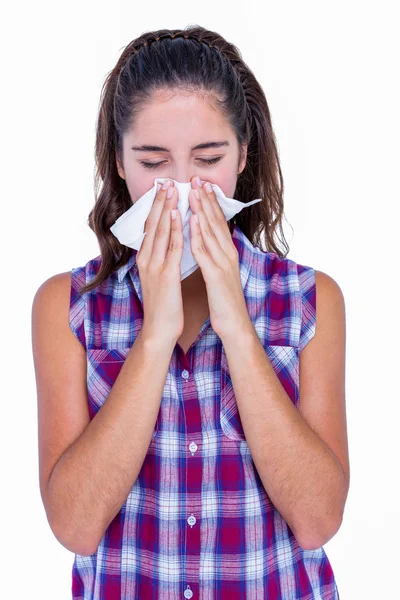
34;180;184;556
32;272;176;556
218;271;349;550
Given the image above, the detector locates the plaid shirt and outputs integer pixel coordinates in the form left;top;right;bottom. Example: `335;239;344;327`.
69;224;340;599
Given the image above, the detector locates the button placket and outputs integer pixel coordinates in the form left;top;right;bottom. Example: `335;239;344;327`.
181;365;200;598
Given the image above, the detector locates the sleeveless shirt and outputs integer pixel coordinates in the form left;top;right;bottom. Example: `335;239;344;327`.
69;224;340;599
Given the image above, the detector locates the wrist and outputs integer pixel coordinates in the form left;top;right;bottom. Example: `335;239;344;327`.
139;325;179;349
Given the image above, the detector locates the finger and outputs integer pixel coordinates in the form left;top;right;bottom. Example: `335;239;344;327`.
164;203;184;271
190;187;228;270
151;183;181;266
189;213;212;277
194;183;232;258
202;180;228;223
139;180;175;264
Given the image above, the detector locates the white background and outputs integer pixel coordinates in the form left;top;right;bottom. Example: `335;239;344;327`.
1;1;399;598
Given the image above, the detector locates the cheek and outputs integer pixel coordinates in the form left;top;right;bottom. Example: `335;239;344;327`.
125;172;158;203
208;166;238;198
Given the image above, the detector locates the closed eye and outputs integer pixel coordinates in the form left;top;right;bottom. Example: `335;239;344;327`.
139;157;223;170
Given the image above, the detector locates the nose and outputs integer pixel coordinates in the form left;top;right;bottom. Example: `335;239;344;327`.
163;175;205;186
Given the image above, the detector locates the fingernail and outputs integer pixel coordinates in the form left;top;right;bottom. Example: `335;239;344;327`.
195;176;201;186
162;179;171;189
167;186;174;198
156;183;162;192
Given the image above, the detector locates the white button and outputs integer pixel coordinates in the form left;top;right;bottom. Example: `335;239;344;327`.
181;369;189;379
187;513;196;527
184;585;193;598
189;441;197;455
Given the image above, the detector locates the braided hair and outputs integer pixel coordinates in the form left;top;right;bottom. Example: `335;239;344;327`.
81;25;288;294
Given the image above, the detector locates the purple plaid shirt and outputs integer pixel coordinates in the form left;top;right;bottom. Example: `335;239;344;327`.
69;224;340;599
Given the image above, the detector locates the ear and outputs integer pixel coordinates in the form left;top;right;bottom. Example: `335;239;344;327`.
238;143;248;175
116;153;125;180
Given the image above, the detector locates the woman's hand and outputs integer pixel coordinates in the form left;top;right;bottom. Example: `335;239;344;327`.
188;177;252;340
137;179;184;343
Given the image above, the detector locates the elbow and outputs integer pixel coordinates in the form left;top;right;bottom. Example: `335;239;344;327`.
44;484;100;556
296;514;343;551
54;522;99;556
292;500;345;551
293;471;348;551
50;514;99;557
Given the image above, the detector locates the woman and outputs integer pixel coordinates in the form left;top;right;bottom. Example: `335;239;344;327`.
32;25;349;599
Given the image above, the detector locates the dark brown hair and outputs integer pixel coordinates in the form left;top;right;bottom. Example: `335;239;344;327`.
78;24;290;294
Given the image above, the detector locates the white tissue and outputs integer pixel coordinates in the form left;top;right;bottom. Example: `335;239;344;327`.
110;178;262;281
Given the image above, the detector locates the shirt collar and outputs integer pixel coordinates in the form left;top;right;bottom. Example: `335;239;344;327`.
116;224;255;289
117;248;138;283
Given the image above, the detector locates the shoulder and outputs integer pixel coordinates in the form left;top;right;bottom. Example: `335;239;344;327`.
259;250;315;286
261;254;345;348
296;267;346;363
314;269;346;328
265;253;346;320
32;254;103;306
32;269;89;355
315;269;344;296
31;272;76;357
32;272;78;342
32;271;73;315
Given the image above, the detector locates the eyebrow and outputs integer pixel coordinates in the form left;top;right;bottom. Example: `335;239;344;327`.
131;140;230;152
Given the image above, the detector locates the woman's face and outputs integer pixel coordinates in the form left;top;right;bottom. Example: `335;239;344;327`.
116;88;247;202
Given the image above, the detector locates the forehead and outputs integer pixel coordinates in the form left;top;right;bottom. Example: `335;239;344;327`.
130;88;234;142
